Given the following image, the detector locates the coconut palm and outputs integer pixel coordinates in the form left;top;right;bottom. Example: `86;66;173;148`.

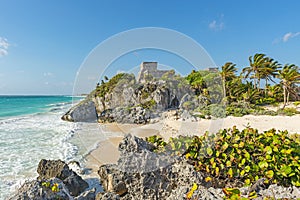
220;62;237;99
242;53;268;90
260;58;281;96
278;64;300;109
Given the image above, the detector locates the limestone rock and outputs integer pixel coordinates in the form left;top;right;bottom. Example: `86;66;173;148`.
74;188;96;200
37;159;88;196
8;178;72;200
98;134;204;199
62;100;97;122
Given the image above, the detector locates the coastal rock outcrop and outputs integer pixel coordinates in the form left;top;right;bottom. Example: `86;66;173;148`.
8;178;72;200
62;100;97;122
98;134;206;199
37;159;89;196
9;159;91;199
62;68;194;123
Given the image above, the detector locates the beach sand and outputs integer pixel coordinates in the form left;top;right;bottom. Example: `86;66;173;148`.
84;114;300;175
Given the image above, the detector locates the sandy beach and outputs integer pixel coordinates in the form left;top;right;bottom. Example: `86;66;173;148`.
84;114;300;175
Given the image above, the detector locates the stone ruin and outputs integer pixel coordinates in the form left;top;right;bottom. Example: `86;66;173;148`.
137;62;172;83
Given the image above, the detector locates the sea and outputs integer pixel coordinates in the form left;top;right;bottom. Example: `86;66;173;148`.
0;95;117;199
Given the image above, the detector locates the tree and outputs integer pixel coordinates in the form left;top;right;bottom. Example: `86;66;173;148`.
260;58;281;96
278;64;300;109
242;53;268;90
220;62;237;99
186;70;207;95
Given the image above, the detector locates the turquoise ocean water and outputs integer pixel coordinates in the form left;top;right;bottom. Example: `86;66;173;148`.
0;96;83;199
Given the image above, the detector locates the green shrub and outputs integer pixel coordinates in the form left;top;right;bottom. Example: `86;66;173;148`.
226;106;250;117
277;107;299;116
256;97;277;105
182;101;195;110
198;104;226;118
140;99;156;109
147;127;300;188
293;101;300;106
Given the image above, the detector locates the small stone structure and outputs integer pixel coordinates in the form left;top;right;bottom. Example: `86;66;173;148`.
137;62;171;83
206;67;219;72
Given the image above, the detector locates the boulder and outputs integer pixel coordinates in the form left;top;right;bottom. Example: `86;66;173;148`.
8;178;72;200
62;100;97;122
37;159;88;196
98;134;205;199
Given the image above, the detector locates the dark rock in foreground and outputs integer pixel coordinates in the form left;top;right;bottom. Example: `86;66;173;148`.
8;178;72;200
37;159;89;196
9;159;92;200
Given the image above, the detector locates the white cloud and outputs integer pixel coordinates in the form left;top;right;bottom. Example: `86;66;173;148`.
0;48;8;56
282;32;300;42
43;72;53;76
0;37;10;57
209;19;224;31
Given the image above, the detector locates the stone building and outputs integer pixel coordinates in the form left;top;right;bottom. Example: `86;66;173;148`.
137;62;171;83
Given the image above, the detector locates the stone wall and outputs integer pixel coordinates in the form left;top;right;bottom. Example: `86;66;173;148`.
137;62;171;83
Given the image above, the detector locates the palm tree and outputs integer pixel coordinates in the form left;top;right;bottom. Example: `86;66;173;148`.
278;64;300;109
260;58;281;96
220;62;237;99
242;53;268;90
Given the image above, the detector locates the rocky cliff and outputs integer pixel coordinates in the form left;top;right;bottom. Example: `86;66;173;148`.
62;72;197;123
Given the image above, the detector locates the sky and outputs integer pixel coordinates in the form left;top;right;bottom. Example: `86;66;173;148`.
0;0;300;95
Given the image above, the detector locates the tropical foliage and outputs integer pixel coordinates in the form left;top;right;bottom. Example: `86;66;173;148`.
146;127;300;188
186;53;300;113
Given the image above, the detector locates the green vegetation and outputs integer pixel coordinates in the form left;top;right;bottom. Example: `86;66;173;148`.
185;53;300;117
140;99;156;109
41;181;60;192
95;73;135;97
94;53;299;117
146;127;300;188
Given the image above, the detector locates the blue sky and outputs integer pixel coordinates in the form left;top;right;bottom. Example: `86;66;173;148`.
0;0;300;95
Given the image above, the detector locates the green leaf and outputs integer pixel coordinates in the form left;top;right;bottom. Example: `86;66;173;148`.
222;142;229;151
244;179;251;186
244;166;251;172
264;146;272;154
248;191;257;199
280;165;292;177
273;146;279;152
227;168;233;178
258;161;268;169
244;150;250;160
215;167;220;176
226;160;232;167
206;147;213;156
239;141;245;148
265;170;274;178
240;170;245;176
241;158;246;165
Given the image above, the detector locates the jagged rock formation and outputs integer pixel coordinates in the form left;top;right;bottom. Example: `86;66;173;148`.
37;159;89;196
61;100;97;122
62;69;195;123
9;159;93;199
97;134;219;199
8;178;72;200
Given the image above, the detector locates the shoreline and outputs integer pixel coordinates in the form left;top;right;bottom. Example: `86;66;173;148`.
82;114;300;176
